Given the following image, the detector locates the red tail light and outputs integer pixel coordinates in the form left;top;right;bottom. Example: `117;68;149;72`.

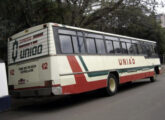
10;69;15;75
42;62;48;70
44;80;52;87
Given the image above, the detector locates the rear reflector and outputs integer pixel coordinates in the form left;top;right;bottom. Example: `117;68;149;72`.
10;69;14;75
44;80;52;87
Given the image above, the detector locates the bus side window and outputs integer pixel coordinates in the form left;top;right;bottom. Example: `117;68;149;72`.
126;42;133;54
141;43;147;55
120;38;132;54
95;39;106;54
59;35;73;53
78;37;86;53
72;36;79;53
59;29;76;35
113;41;122;54
153;43;158;54
137;44;143;54
149;44;157;57
132;43;138;54
131;40;139;54
72;36;85;53
106;40;114;53
121;42;128;54
86;38;97;54
143;43;152;57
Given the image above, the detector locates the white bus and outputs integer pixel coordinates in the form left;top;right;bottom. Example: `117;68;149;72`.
8;23;161;97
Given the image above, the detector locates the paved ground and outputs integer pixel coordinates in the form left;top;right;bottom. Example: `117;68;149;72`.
1;72;165;120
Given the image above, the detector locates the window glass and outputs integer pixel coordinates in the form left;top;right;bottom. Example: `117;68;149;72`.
105;36;118;41
86;38;96;54
106;40;114;53
72;36;79;53
154;43;158;54
141;43;147;55
121;42;128;54
113;41;121;53
126;43;133;54
137;44;143;54
120;38;131;43
85;33;103;39
132;43;138;54
149;45;154;55
132;40;139;43
77;32;83;36
58;29;76;35
59;35;73;53
78;37;86;53
146;44;152;57
96;39;106;54
72;37;86;53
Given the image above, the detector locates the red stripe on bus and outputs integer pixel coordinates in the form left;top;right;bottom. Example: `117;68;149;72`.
120;71;155;84
62;56;107;94
52;84;61;87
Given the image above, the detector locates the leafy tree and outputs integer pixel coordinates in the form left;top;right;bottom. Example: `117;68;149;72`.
0;0;165;61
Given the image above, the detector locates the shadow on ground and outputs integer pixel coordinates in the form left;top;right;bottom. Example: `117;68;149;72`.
10;79;155;113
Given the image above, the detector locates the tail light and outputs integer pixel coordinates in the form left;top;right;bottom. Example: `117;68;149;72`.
44;80;52;87
10;69;15;75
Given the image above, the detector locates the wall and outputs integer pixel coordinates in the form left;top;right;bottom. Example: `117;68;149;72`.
0;62;8;97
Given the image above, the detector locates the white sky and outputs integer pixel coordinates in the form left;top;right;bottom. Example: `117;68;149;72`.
155;0;165;14
156;7;165;14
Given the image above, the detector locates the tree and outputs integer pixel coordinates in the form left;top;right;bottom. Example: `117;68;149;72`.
0;0;165;61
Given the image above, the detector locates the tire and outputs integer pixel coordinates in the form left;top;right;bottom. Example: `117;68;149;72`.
150;72;157;82
106;74;118;96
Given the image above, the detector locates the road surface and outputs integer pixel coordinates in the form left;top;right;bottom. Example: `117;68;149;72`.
1;73;165;120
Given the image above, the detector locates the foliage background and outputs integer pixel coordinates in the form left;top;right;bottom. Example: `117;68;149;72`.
0;0;165;61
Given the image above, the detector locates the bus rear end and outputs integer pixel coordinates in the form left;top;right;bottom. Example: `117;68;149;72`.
8;24;57;97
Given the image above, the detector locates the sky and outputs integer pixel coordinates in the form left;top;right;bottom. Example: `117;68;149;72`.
155;0;165;14
156;7;165;14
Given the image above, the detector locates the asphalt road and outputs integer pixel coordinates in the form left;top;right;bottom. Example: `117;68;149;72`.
1;73;165;120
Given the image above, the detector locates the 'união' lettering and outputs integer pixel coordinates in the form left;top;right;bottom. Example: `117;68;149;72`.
20;45;42;59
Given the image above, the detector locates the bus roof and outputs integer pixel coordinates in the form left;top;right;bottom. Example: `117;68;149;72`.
9;22;156;43
53;23;156;43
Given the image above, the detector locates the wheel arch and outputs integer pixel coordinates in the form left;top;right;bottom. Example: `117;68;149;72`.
107;71;120;84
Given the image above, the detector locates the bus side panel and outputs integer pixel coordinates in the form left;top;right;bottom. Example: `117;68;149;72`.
52;56;107;95
56;55;160;95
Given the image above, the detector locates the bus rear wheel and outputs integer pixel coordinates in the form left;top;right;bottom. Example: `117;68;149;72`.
106;74;118;96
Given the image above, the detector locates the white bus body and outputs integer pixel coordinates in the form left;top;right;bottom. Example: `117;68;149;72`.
8;23;161;97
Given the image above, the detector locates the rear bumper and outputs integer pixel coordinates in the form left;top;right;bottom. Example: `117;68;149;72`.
10;86;63;97
11;87;52;98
